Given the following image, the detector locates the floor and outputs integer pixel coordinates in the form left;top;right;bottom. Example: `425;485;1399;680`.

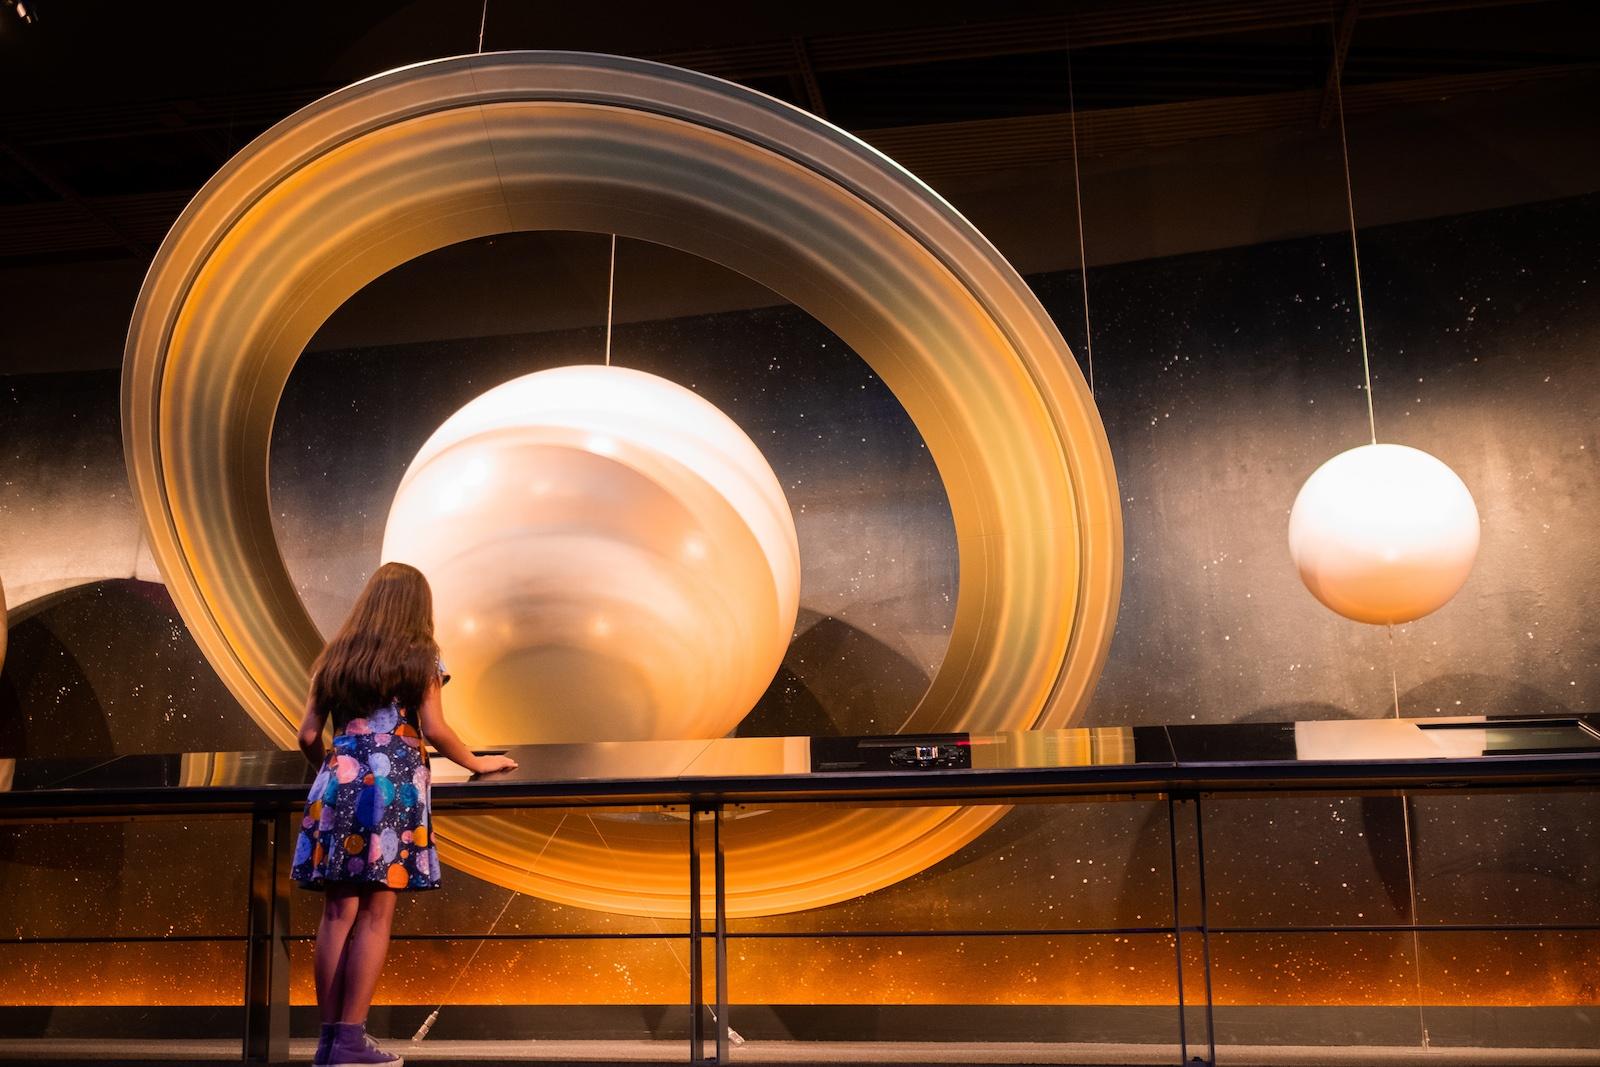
1;1038;1598;1066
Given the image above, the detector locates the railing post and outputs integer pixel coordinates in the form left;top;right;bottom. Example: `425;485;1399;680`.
1165;794;1190;1062
244;809;292;1064
713;804;728;1062
688;802;705;1063
1193;795;1217;1067
1168;792;1216;1066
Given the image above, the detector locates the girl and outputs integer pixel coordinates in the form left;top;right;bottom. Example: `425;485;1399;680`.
290;561;516;1067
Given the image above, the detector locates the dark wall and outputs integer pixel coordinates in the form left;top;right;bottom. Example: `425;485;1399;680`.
3;192;1597;749
0;193;1596;1025
1068;192;1600;728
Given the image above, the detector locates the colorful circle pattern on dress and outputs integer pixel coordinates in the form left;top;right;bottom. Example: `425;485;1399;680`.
290;674;442;893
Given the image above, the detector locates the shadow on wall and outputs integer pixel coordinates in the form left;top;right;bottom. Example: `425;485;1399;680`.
0;598;118;762
1107;690;1598;998
738;607;934;738
0;579;269;760
1399;673;1578;719
0;581;936;754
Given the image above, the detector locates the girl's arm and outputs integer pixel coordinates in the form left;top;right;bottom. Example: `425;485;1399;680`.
296;685;328;768
417;678;517;776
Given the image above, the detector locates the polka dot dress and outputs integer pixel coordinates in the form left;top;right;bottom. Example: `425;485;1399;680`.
291;679;440;892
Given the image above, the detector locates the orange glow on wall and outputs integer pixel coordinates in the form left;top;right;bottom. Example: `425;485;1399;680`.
1;932;1592;1009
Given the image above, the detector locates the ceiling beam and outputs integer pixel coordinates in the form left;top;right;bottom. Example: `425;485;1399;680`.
859;62;1598;178
1320;1;1364;129
658;0;1558;79
3;60;1590;263
790;36;828;119
0;1;1560;148
0;140;149;258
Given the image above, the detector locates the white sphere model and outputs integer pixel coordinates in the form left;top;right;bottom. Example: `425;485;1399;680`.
381;365;800;745
1288;443;1479;625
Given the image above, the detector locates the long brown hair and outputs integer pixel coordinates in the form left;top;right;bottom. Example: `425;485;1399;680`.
310;561;440;726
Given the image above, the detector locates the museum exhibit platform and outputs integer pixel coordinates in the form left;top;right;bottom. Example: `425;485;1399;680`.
2;715;1596;1066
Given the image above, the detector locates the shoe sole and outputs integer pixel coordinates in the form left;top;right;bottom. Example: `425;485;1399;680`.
325;1060;403;1066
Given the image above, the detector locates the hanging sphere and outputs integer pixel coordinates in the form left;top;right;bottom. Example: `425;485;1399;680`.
1288;443;1479;625
381;365;800;745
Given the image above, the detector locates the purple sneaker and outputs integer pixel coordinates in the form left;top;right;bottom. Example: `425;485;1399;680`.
312;1022;337;1065
325;1021;402;1066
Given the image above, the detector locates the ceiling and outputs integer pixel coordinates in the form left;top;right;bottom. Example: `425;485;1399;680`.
0;0;1594;266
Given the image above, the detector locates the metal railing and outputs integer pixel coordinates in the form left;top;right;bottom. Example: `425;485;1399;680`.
1;725;1596;1066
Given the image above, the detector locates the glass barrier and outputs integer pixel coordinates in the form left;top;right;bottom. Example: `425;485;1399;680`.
1;786;1597;1064
721;798;1185;1064
0;816;249;1048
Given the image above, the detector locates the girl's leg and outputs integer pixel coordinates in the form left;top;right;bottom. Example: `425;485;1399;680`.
338;887;399;1024
313;887;362;1026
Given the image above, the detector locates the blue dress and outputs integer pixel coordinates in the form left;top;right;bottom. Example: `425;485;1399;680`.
290;670;443;892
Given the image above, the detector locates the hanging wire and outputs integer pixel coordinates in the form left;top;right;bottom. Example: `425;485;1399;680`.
582;810;745;1045
1333;63;1377;445
412;813;569;1042
476;0;488;54
1066;21;1095;396
1334;24;1428;1047
605;234;617;367
1382;627;1395;716
1398;781;1431;1050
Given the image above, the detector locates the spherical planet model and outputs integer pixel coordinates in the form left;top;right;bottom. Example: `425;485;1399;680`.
380;365;801;745
1289;442;1480;625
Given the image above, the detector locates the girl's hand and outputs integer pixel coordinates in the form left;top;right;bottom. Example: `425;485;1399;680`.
470;753;519;775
